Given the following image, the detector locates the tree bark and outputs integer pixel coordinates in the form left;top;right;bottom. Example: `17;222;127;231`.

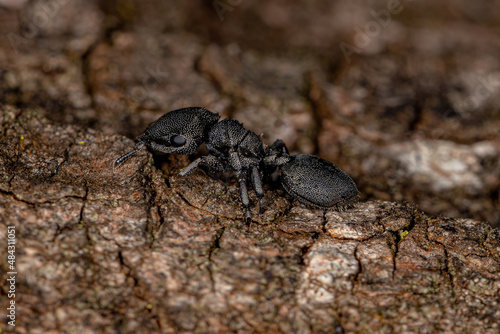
0;109;498;333
1;1;500;332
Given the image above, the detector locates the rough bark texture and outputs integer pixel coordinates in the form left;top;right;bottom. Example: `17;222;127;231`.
0;108;499;333
1;0;499;333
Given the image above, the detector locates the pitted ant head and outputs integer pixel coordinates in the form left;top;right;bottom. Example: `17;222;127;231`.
138;107;220;155
115;107;359;219
114;107;220;167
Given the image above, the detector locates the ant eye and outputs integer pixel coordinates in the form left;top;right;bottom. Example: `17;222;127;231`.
171;135;186;147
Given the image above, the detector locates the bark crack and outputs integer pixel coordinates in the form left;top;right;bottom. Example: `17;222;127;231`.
117;250;154;311
148;205;165;247
207;225;225;291
52;187;88;242
321;209;328;234
388;212;420;279
433;240;456;297
0;188;87;206
50;147;70;177
173;189;249;224
352;243;362;291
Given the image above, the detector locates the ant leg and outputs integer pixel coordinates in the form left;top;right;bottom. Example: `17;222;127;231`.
228;150;252;221
179;155;224;176
235;170;251;222
251;166;264;215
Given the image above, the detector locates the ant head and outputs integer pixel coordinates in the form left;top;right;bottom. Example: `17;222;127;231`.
114;107;220;167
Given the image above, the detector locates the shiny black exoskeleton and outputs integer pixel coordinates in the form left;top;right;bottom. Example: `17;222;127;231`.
115;107;359;219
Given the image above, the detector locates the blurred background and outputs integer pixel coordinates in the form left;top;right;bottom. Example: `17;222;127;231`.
1;0;499;226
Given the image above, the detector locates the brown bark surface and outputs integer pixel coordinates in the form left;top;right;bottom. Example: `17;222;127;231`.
0;1;499;333
1;108;499;333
